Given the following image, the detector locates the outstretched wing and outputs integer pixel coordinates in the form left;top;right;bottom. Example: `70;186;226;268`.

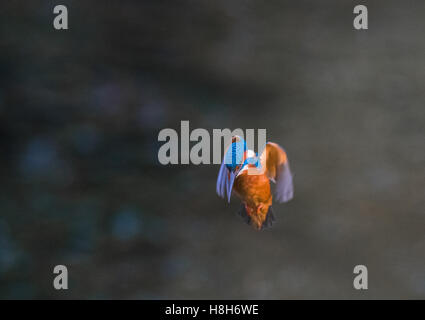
260;142;294;203
216;160;235;202
216;136;241;202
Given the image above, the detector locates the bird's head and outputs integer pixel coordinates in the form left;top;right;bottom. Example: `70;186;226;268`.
245;199;272;230
245;202;268;215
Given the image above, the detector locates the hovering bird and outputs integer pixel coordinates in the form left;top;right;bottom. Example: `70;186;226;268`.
216;136;294;230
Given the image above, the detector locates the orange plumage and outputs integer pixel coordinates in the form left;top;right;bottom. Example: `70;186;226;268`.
216;137;294;230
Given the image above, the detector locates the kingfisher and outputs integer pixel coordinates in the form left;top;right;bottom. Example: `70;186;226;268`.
216;136;294;230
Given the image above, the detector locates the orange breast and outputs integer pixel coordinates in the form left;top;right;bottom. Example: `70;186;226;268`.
233;171;272;229
233;171;272;207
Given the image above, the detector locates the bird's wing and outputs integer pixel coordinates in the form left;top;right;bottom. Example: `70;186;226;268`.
216;160;236;202
216;136;241;202
260;142;294;203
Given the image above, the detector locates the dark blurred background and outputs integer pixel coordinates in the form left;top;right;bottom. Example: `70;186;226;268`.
0;0;424;299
